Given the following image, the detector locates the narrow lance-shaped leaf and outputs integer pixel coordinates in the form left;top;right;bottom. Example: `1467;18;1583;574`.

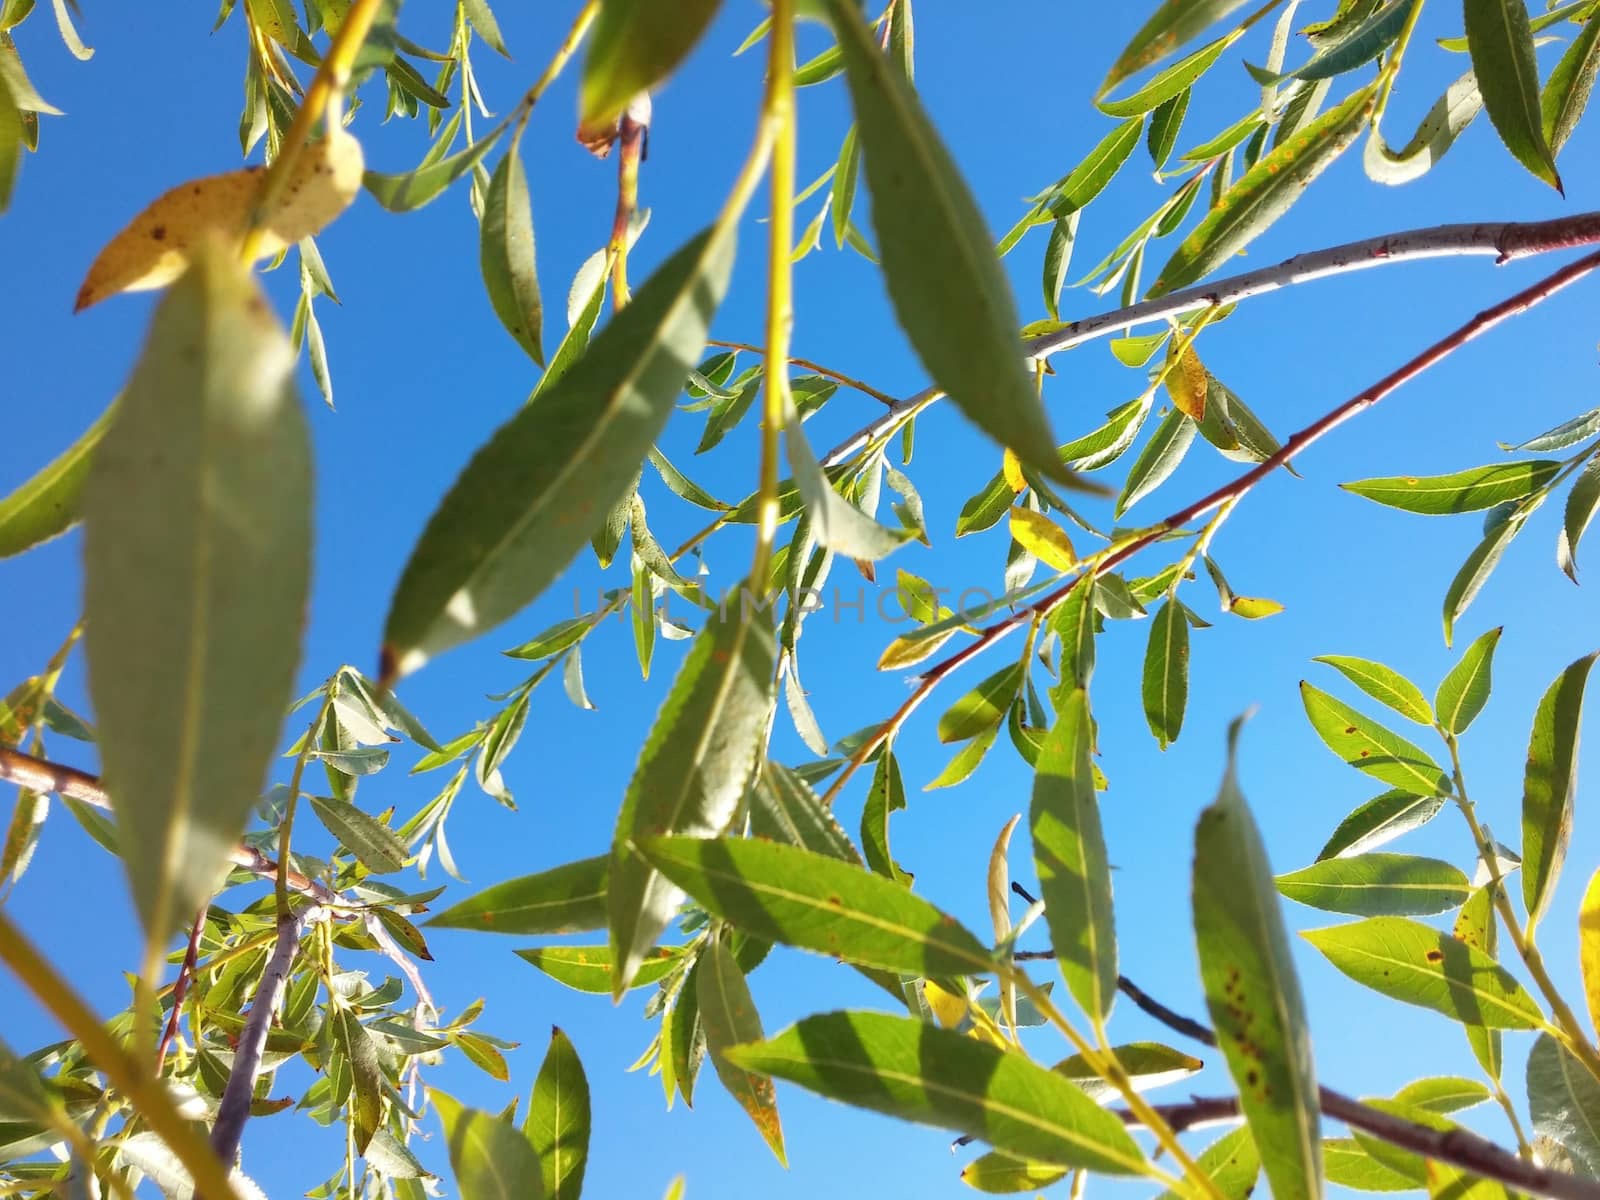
724;1011;1147;1175
1312;655;1432;726
84;246;311;949
433;1089;544;1200
1465;0;1562;190
308;795;409;874
1541;9;1600;155
428;856;608;934
579;0;722;130
1032;689;1117;1021
699;940;786;1164
1300;682;1452;797
1453;885;1503;1080
823;0;1076;486
381;223;735;682
1149;83;1376;297
640;836;993;978
1341;461;1558;515
1099;0;1259;98
0;397;116;559
1527;1033;1600;1177
1304;916;1544;1029
608;597;776;997
1193;718;1322;1200
1443;510;1528;646
1364;69;1483;185
1522;652;1597;932
1434;626;1501;736
787;416;910;561
1142;599;1189;749
1559;457;1600;581
1275;853;1471;916
1317;790;1445;861
334;1006;384;1153
481;142;544;365
525;1028;589;1200
516;944;684;995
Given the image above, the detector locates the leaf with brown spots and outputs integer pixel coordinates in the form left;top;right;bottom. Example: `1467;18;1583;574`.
76;127;363;310
1304;916;1543;1030
1300;682;1452;797
1193;717;1322;1200
698;940;785;1165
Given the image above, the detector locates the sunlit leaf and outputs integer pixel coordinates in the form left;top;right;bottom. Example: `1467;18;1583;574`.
382;223;734;680
751;761;861;864
1155;1127;1260;1200
1033;689;1116;1021
1099;0;1259;98
308;795;409;874
580;0;722;129
83;247;310;948
516;944;684;994
1009;508;1076;572
481;143;544;364
1365;69;1483;184
1465;0;1562;189
1559;457;1600;581
334;1006;384;1153
428;856;607;934
609;598;775;996
1542;10;1600;155
1317;790;1445;861
699;940;785;1163
0;397;114;558
1522;652;1597;930
1276;853;1471;916
1312;655;1432;726
1583;868;1600;1041
1304;917;1543;1029
1142;599;1189;749
1341;461;1557;515
1527;1033;1600;1176
1435;626;1501;735
938;662;1024;744
433;1089;543;1200
1443;511;1528;646
640;836;993;977
523;1028;588;1200
725;1011;1147;1175
1193;718;1321;1200
1299;682;1451;796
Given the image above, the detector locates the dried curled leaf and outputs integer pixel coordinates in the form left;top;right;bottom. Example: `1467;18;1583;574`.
76;127;364;311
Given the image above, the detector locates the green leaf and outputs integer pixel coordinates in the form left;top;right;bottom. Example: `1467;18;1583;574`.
1155;1127;1260;1200
1559;457;1600;580
579;0;722;129
382;224;735;680
515;944;683;994
926;723;1000;790
1393;1075;1490;1114
1465;0;1563;189
1435;626;1502;735
938;662;1024;743
1193;719;1322;1200
427;856;607;933
1341;461;1558;514
1142;599;1189;749
1316;790;1445;860
1033;689;1116;1021
862;747;911;884
1453;886;1503;1080
1099;31;1238;117
1148;89;1191;169
525;1028;589;1200
504;616;594;661
1304;916;1544;1029
1276;853;1471;916
608;599;776;996
640;836;993;978
1364;68;1483;185
1000;119;1143;254
1312;655;1433;725
1099;0;1258;97
1522;652;1597;930
1280;0;1416;80
1527;1032;1600;1177
333;1007;384;1153
1443;510;1528;646
1116;407;1196;516
1299;682;1452;796
824;0;1072;485
751;761;861;864
787;418;911;561
364;130;502;212
308;795;409;874
699;940;786;1164
83;247;310;949
0;397;114;558
1541;9;1600;154
480;144;544;365
724;1011;1147;1175
433;1090;544;1200
1149;83;1376;297
1323;1136;1420;1191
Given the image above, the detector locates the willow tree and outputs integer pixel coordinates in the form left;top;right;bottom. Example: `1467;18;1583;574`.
3;1;1600;1198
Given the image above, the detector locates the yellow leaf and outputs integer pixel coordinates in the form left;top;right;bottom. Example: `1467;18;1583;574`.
1009;508;1077;572
1581;867;1600;1038
1229;596;1285;620
76;127;364;311
1165;342;1207;421
923;978;969;1029
1002;448;1027;494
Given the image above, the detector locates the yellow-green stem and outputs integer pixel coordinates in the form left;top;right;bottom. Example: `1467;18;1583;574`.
0;913;243;1200
240;0;385;262
512;0;598;140
1010;972;1228;1200
1374;0;1428;127
278;689;336;916
751;0;797;588
1444;734;1600;1084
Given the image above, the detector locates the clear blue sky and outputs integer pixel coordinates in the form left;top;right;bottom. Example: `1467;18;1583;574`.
4;3;1600;1197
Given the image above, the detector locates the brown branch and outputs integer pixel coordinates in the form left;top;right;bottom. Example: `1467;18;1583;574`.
155;912;206;1073
820;210;1600;468
819;249;1600;807
1108;975;1600;1200
707;338;902;407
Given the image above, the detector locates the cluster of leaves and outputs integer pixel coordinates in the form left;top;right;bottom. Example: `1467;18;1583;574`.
1;0;1600;1199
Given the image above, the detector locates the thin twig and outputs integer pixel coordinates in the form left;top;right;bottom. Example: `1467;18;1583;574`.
820;211;1600;468
708;338;901;407
819;249;1600;807
1111;975;1600;1200
211;904;322;1165
154;912;206;1073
